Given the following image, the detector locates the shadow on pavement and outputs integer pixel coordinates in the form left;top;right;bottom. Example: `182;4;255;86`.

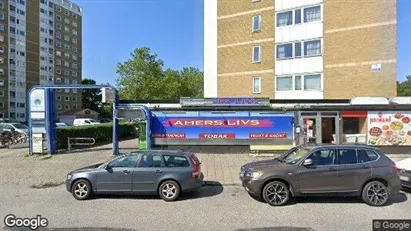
251;192;408;206
236;228;315;231
92;181;224;201
287;192;408;206
4;228;136;231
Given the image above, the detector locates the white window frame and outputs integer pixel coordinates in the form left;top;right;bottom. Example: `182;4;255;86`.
303;39;323;57
252;77;261;94
64;96;70;101
275;73;323;92
275;4;322;28
252;45;261;63
252;15;261;32
275;76;293;92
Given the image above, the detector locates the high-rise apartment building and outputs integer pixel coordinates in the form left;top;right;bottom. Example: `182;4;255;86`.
0;0;82;122
204;0;397;99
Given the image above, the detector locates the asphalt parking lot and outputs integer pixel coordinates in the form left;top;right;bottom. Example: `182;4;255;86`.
1;145;411;231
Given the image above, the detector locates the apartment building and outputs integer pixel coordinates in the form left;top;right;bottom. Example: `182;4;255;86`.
204;0;397;99
0;0;82;122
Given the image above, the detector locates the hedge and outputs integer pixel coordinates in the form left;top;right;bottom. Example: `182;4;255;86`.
56;122;140;150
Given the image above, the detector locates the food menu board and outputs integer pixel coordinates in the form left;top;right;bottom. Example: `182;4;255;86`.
367;111;411;146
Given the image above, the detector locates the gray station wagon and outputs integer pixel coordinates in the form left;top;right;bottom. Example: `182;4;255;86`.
65;150;203;201
240;144;401;206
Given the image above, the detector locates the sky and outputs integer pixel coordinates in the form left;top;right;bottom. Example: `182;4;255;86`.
76;0;411;85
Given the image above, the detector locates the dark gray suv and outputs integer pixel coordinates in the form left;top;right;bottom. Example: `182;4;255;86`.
240;144;401;206
65;150;203;201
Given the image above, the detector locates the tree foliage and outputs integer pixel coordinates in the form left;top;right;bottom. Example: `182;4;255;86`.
81;78;101;111
116;47;203;100
397;76;411;96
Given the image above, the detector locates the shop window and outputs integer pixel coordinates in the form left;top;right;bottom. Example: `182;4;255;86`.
343;118;360;134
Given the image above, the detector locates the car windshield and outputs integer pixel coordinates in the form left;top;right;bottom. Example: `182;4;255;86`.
282;148;310;165
12;123;28;129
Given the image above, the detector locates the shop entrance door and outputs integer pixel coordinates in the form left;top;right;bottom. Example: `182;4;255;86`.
299;112;340;145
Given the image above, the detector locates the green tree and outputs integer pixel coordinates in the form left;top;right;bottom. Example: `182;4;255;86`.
81;78;101;111
397;76;411;96
116;47;204;100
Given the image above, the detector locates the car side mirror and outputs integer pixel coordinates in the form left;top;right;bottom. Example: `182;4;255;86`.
105;164;111;170
303;159;313;166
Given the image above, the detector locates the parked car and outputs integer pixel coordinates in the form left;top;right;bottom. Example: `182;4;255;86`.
239;144;401;206
56;122;68;128
73;118;101;126
396;158;411;189
65;150;203;201
0;122;28;134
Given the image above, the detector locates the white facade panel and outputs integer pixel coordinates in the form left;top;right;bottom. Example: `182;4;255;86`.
204;0;218;97
275;0;323;11
275;56;323;76
275;91;323;99
276;22;323;43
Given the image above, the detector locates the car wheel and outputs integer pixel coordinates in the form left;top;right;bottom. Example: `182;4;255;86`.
159;180;180;202
71;179;92;200
262;181;290;206
362;181;389;206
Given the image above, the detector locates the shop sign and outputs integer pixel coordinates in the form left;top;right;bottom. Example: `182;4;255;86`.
367;111;411;146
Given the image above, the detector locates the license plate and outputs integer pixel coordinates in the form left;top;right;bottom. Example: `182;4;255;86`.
400;176;409;181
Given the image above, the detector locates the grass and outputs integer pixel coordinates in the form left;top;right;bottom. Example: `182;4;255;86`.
31;181;65;189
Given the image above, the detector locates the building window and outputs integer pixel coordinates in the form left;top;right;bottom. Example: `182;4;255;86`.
0;14;4;20
64;27;70;33
72;38;77;44
276;76;293;91
72;30;77;36
64;35;70;42
252;77;261;94
0;58;3;64
72;55;77;60
0;102;3;108
0;35;4;42
64;44;70;50
57;6;61;12
304;40;321;56
64;18;70;24
295;42;302;58
57;96;61;101
56;69;61;74
0;90;3;97
277;11;292;27
64;96;69;101
56;23;62;29
0;47;3;53
64;70;70;76
304;6;321;23
56;41;61;47
0;2;3;9
295;9;302;24
64;61;69;67
72;63;78;68
252;15;261;32
56;32;62;39
56;59;61;65
72;22;77;27
0;79;3;86
72;97;77;102
57;105;62;110
343;118;360;135
276;43;293;59
252;46;261;63
72;71;77;77
56;15;61;21
65;10;69;15
64;53;70;59
65;105;70;110
72;47;78;53
294;75;302;90
56;51;61;56
304;74;321;90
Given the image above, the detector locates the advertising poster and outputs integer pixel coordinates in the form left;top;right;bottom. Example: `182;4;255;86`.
151;113;294;145
367;111;411;146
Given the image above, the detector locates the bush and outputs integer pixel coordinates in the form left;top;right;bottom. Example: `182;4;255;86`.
56;122;138;150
